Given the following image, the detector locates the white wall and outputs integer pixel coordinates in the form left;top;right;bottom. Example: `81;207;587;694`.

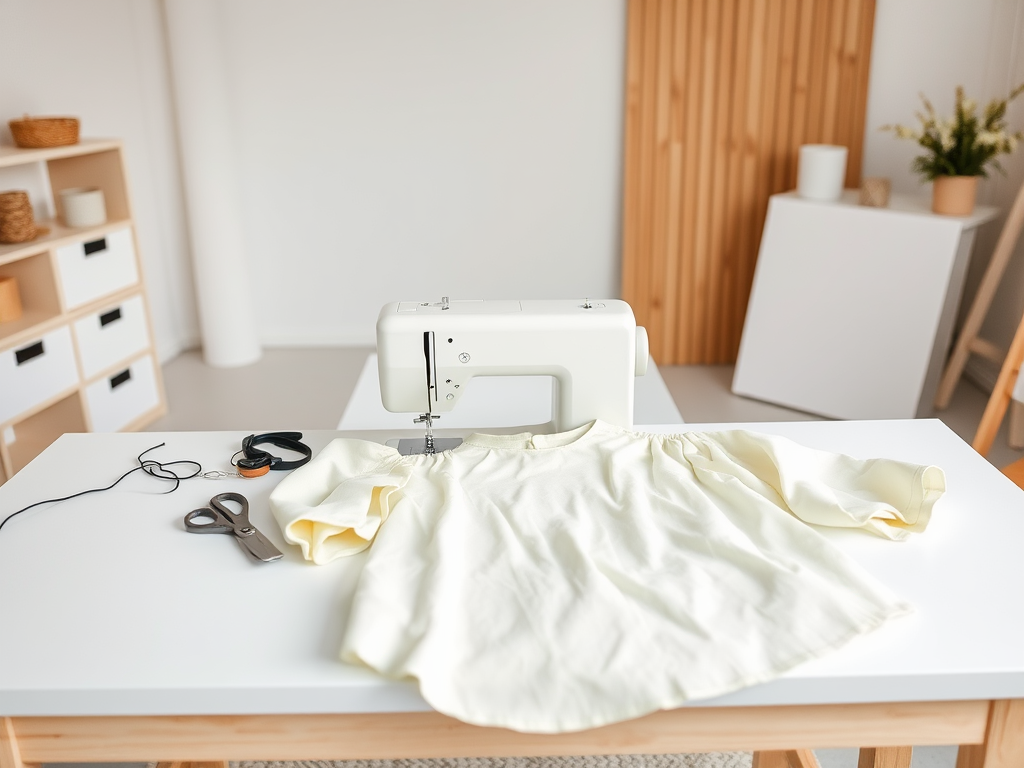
863;0;1024;388
212;0;626;345
0;0;199;362
4;0;1024;369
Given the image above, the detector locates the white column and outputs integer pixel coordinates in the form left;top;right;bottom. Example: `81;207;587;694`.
161;0;262;367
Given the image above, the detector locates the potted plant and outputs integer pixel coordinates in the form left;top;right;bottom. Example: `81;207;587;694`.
884;84;1024;215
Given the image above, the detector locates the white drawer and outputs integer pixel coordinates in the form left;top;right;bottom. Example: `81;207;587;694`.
73;295;150;379
0;326;79;424
56;228;139;309
84;354;160;433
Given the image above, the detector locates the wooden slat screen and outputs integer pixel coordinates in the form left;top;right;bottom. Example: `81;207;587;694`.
622;0;876;364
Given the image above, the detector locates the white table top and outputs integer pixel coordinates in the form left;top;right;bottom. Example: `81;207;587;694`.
0;420;1022;717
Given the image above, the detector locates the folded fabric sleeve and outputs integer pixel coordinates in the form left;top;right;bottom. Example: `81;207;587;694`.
270;439;406;563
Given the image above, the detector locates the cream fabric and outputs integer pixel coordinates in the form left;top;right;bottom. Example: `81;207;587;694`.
269;421;945;733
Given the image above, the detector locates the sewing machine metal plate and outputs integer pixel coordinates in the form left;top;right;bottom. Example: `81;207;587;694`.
388;437;464;455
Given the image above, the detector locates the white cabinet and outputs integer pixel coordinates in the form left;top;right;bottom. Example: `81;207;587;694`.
0;140;167;478
55;227;138;309
732;191;998;420
0;325;78;424
73;294;150;380
84;355;160;433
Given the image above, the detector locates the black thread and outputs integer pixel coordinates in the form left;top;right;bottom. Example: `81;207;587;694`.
0;443;201;535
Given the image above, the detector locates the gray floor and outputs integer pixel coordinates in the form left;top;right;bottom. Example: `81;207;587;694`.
138;347;1020;768
147;347;374;432
148;348;1024;470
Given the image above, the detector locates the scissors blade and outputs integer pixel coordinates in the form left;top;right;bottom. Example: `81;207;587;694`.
233;526;284;562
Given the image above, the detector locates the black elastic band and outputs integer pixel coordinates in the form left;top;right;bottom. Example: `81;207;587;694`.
234;431;312;473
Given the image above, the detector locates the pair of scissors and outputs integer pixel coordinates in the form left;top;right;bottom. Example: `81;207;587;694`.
184;492;283;562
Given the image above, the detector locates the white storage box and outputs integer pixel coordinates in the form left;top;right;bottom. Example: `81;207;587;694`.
0;326;79;424
55;228;139;310
84;354;160;433
73;295;150;380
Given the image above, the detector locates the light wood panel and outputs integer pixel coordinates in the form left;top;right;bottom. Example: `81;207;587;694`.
622;0;877;364
7;701;988;763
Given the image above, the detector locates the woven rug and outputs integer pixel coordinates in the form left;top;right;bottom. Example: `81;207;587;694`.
235;754;752;768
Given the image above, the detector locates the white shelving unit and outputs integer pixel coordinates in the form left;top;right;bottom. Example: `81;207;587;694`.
0;139;166;481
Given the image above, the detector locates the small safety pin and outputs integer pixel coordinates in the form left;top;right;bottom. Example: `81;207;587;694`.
201;470;243;479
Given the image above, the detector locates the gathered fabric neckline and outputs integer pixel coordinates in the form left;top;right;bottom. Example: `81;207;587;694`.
459;419;608;451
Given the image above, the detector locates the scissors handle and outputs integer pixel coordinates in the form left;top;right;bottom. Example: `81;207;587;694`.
184;506;233;534
209;491;252;522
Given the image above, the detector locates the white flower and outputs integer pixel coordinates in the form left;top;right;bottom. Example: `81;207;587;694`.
938;120;955;151
977;130;1003;146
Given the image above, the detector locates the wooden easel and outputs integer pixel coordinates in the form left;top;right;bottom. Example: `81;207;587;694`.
973;297;1024;455
935;179;1024;454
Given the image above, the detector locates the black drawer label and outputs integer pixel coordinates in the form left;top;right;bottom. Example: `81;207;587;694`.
110;368;132;389
15;341;44;365
84;238;108;256
99;307;122;327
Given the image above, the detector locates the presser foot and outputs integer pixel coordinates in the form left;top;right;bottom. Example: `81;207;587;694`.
397;413;462;455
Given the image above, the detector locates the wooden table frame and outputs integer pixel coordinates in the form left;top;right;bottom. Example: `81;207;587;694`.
2;699;1022;768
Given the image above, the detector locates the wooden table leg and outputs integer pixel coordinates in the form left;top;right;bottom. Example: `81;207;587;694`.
786;749;821;768
753;751;820;768
957;700;1024;768
752;752;790;768
858;747;912;767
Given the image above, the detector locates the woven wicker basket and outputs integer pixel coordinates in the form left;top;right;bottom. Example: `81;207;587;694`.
8;116;80;148
0;191;38;243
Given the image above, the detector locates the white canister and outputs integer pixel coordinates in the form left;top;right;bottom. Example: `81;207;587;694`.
60;187;107;228
797;145;848;202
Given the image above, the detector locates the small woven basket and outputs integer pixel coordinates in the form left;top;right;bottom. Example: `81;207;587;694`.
859;177;892;208
8;116;80;148
0;191;38;243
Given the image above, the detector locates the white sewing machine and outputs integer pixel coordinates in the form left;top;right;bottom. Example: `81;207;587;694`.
376;298;650;453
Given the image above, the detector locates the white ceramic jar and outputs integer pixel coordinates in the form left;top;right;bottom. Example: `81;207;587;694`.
797;145;848;202
60;187;107;228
